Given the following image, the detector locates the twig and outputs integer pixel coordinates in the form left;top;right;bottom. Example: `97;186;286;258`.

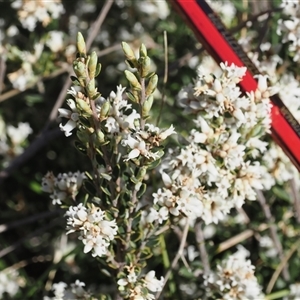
0;56;7;95
155;218;190;300
156;31;168;126
0;66;70;103
266;239;300;294
0;210;61;233
0;219;59;258
195;221;210;275
256;189;290;281
290;178;300;223
216;224;268;254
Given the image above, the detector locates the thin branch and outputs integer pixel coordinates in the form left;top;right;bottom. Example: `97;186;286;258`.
156;31;168;126
0;56;7;95
0;210;61;233
266;239;300;294
290;178;300;223
155;218;190;300
256;189;290;281
0;66;70;103
0;219;59;258
195;221;210;275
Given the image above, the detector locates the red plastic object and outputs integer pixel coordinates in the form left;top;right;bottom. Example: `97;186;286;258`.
171;0;300;171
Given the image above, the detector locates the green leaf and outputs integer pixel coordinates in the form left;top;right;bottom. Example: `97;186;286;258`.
70;76;81;86
137;183;147;198
146;158;161;170
112;164;120;180
100;172;112;181
272;186;290;202
101;186;111;196
84;180;97;196
95;63;102;77
74;141;87;154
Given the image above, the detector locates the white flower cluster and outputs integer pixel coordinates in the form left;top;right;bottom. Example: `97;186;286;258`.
259;235;278;258
7;43;44;91
277;0;300;61
44;280;89;300
11;0;65;32
278;73;300;122
209;0;237;27
203;246;264;300
59;85;175;162
118;267;164;300
41;171;86;205
65;203;118;258
261;143;299;186
151;63;274;225
0;269;21;299
0;119;32;166
286;283;300;300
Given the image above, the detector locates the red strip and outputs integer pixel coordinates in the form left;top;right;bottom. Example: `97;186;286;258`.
173;0;300;170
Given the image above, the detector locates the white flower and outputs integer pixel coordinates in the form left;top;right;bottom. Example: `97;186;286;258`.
58;99;79;137
65;203;118;258
42;171;86;205
144;271;164;293
204;245;264;299
0;269;20;298
46;31;64;53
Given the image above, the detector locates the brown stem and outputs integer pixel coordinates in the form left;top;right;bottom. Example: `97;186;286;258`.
195;221;210;275
256;189;290;281
155;218;190;300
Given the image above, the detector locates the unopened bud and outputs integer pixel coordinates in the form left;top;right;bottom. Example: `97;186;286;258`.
122;42;136;61
139;43;147;58
87;78;96;97
124;70;141;90
142;95;154;118
96;129;106;145
76;98;93;116
146;74;158;96
136;166;147;181
73;61;86;79
88;51;98;79
100;101;110;120
139;56;151;78
77;32;86;56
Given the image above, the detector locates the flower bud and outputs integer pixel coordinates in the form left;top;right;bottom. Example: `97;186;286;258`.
136;166;147;182
139;43;147;58
142;95;154;118
124;70;141;90
122;42;136;62
73;61;86;79
77;32;86;56
146;74;158;96
96;129;106;145
76;98;93;116
88;51;98;79
87;78;96;97
139;56;151;78
100;100;110;120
